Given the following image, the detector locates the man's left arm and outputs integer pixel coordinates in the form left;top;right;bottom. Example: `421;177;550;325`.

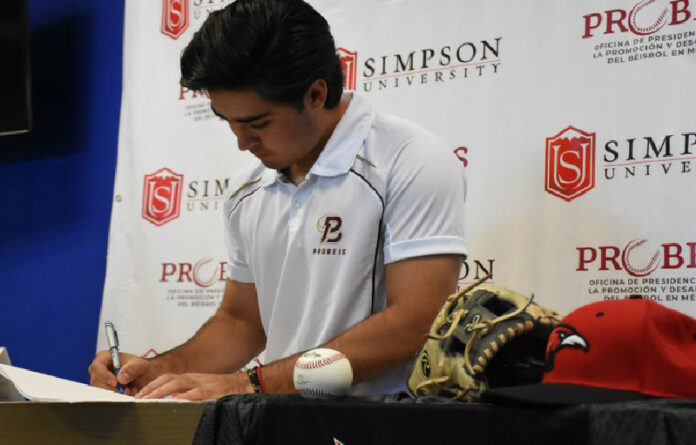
137;254;460;399
260;253;462;393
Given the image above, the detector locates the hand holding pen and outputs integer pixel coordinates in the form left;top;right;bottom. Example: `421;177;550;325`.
104;321;125;394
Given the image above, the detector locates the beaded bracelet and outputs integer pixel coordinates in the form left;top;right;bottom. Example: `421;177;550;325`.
246;366;264;394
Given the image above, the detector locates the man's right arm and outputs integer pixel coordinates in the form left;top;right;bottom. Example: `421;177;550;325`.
89;279;266;394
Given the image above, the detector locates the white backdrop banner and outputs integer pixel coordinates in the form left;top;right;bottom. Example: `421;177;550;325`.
99;0;696;357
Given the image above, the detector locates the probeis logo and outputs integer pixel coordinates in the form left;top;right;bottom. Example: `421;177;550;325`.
577;239;696;277
160;258;228;287
161;0;189;40
583;0;696;38
317;215;343;243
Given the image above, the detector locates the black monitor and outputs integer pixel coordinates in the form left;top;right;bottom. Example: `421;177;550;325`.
0;0;32;136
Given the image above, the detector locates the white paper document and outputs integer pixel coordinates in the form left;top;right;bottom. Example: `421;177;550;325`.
0;364;187;403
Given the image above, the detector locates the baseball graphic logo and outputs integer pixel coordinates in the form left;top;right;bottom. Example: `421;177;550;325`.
622;239;661;277
192;258;219;288
629;0;670;36
293;348;353;397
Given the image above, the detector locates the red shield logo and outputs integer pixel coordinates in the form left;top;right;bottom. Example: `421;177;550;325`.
545;126;596;202
337;48;357;91
161;0;189;40
142;168;184;226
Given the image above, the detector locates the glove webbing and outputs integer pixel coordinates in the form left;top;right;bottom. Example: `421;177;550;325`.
415;275;536;400
425;273;494;341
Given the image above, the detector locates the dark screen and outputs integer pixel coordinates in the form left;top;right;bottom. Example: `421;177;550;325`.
0;0;31;135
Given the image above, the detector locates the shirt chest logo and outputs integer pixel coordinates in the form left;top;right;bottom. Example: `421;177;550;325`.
313;214;347;256
317;215;343;243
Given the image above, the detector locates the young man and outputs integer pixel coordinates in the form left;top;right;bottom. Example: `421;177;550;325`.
89;0;467;399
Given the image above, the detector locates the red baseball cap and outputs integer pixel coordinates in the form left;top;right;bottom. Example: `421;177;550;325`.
483;298;696;404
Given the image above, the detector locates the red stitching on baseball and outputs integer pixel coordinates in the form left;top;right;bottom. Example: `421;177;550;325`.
298;388;340;396
622;239;661;277
629;0;669;36
295;352;347;370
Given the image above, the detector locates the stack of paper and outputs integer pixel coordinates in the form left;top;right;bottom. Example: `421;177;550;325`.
0;363;186;403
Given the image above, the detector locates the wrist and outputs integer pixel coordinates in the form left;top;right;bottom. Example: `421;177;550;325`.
147;353;183;375
246;366;265;394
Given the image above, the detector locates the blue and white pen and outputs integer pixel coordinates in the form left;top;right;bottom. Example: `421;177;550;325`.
104;321;125;394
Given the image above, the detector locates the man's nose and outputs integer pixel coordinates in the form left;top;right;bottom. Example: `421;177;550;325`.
232;126;258;151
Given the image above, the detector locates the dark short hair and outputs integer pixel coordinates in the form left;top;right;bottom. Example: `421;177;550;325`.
180;0;343;110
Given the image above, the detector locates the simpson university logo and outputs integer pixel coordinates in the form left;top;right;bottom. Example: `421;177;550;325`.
545;126;596;202
142;168;184;226
583;0;696;64
602;130;696;180
185;176;231;212
314;215;346;256
340;38;502;93
337;48;358;91
161;0;189;40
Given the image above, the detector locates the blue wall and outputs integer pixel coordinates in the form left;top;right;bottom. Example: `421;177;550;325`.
0;0;124;383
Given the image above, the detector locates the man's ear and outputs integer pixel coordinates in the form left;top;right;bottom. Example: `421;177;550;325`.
305;79;328;111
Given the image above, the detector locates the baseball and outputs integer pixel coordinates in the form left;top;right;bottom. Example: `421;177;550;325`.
293;348;353;397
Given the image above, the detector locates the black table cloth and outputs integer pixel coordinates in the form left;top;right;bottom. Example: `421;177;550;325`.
193;393;696;445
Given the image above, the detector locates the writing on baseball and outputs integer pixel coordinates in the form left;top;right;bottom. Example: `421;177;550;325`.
293;348;353;397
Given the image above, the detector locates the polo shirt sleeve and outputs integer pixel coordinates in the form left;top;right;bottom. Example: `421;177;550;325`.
223;201;255;283
382;135;467;264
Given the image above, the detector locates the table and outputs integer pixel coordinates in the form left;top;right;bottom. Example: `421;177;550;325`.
0;401;207;444
193;394;696;445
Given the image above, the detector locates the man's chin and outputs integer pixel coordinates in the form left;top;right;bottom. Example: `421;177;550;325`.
258;158;286;170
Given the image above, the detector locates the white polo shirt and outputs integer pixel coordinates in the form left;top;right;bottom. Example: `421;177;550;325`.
223;93;467;395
